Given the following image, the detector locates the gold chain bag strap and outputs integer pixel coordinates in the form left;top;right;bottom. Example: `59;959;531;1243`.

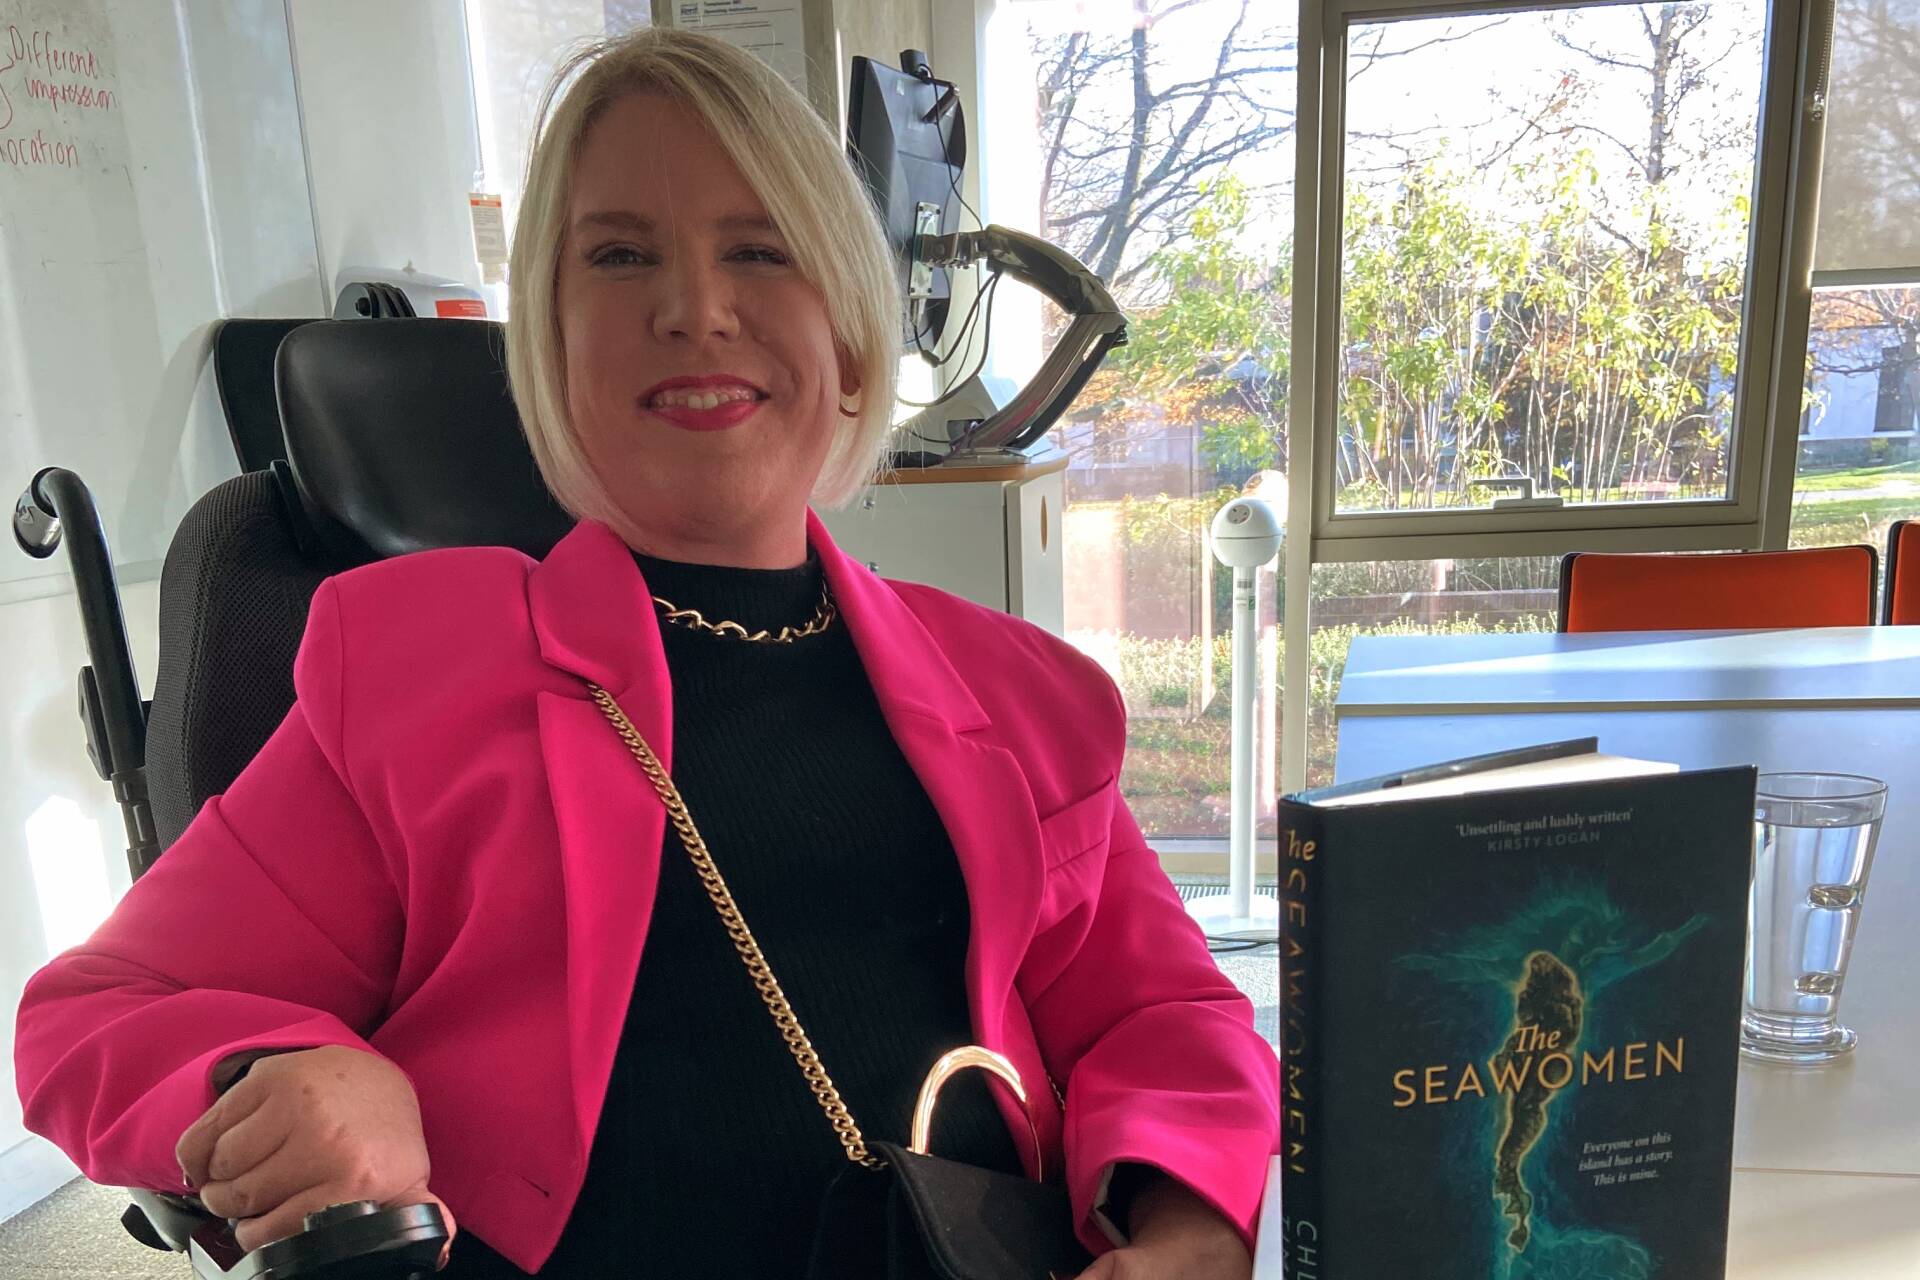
585;683;1093;1279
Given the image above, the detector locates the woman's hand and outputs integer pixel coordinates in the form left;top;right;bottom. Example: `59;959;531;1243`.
175;1044;456;1260
1074;1172;1251;1280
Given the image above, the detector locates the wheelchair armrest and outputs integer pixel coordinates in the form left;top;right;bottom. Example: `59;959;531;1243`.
126;1188;202;1251
122;1189;448;1279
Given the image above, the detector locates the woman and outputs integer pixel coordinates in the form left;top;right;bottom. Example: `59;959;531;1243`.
13;28;1277;1278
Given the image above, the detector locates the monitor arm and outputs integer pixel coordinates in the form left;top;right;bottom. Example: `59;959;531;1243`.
913;225;1127;456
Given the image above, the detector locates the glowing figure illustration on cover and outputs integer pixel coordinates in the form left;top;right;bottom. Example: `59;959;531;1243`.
1401;888;1711;1279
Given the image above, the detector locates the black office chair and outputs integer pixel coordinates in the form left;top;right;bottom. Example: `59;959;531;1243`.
210;318;321;472
13;318;572;1277
150;318;573;851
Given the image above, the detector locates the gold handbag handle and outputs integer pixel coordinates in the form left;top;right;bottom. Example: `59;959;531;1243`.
910;1046;1045;1183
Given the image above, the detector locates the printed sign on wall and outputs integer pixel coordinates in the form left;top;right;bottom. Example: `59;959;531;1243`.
668;1;807;97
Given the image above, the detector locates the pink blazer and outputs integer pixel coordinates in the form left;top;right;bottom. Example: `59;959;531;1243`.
15;515;1279;1272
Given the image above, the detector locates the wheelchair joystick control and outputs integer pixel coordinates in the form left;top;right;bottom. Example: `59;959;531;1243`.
198;1200;450;1280
303;1200;384;1232
124;1187;450;1280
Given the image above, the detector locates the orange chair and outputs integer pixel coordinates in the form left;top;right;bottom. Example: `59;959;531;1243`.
1558;547;1879;633
1888;520;1919;625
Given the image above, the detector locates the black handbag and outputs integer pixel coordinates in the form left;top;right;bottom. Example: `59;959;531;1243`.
804;1050;1095;1280
587;684;1095;1280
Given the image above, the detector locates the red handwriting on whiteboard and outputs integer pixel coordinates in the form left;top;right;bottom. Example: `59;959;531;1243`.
0;129;79;169
25;76;115;114
3;25;112;132
11;26;102;79
0;30;15;132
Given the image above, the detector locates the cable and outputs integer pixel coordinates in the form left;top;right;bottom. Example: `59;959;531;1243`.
897;270;1002;411
932;97;988;364
901;269;1000;410
938;90;984;232
1207;937;1278;953
892;270;1002;458
906;86;988;363
923;268;991;369
920;258;998;372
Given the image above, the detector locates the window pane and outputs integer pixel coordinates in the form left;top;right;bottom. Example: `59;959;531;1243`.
467;1;649;247
1064;489;1283;841
1789;286;1920;560
1310;559;1559;787
1813;0;1920;279
1336;3;1767;513
1002;0;1294;841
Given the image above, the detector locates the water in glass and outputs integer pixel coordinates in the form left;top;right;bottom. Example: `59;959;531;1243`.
1743;773;1886;1064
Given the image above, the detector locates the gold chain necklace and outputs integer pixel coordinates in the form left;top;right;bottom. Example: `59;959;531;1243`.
650;583;836;643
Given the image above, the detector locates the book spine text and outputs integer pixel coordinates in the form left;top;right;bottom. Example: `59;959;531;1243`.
1279;804;1325;1278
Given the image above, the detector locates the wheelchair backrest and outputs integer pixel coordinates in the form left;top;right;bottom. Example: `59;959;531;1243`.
146;319;573;850
211;318;319;473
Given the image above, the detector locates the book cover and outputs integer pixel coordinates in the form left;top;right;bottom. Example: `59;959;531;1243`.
1278;763;1756;1279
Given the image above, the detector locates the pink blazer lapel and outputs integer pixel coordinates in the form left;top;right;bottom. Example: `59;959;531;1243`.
525;516;1055;1174
527;522;674;1158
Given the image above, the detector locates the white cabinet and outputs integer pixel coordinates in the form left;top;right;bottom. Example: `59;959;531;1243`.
817;455;1067;635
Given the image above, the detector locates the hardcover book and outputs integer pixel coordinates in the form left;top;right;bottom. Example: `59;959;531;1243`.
1277;740;1756;1279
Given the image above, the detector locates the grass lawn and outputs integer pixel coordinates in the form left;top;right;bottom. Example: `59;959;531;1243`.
1123;708;1273;837
1788;461;1917;549
1789;490;1916;549
1789;460;1920;494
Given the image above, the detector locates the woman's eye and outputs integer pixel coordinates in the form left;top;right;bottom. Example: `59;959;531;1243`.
589;245;649;267
733;245;791;266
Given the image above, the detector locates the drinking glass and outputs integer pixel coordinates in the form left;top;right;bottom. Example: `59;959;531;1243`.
1743;772;1887;1064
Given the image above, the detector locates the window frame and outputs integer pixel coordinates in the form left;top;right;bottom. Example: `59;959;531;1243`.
1285;0;1830;788
1297;0;1821;563
960;0;1836;804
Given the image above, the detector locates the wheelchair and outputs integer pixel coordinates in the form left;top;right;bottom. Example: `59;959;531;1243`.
17;317;1283;1278
13;318;572;1278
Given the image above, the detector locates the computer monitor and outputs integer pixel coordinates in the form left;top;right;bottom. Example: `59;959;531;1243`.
846;50;967;355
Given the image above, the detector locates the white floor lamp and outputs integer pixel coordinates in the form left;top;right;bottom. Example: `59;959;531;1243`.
1185;496;1282;944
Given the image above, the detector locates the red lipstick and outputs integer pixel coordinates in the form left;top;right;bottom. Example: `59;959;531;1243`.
640;374;767;432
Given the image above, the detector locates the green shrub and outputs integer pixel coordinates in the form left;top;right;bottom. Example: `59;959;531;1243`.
1091;610;1555;803
1149;684;1190;708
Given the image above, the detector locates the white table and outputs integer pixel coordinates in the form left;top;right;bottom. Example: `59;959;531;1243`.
1327;627;1920;1279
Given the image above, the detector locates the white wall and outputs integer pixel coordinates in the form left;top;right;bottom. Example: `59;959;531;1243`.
0;583;159;1221
1;0;323;1223
286;0;487;300
3;0;520;1221
467;0;623;234
0;0;321;595
924;0;1043;392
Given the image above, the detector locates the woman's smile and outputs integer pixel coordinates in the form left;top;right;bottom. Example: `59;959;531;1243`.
554;91;853;560
640;373;769;432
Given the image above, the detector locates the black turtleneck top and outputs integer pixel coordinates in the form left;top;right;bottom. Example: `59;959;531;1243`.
445;551;1023;1278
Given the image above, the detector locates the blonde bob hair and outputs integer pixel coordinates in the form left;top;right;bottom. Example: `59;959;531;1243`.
506;27;900;516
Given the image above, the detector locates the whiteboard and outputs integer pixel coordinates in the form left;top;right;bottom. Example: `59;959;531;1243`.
0;0;324;596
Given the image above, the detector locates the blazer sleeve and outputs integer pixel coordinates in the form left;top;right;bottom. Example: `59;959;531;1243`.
1016;677;1280;1257
12;578;405;1194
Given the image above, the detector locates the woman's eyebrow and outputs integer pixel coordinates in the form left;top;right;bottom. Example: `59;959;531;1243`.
573;210;654;238
715;212;780;235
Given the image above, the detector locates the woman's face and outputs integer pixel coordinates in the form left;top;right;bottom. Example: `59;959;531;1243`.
555;93;850;559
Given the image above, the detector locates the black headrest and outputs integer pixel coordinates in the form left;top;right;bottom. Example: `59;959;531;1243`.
275;319;576;563
212;318;320;471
